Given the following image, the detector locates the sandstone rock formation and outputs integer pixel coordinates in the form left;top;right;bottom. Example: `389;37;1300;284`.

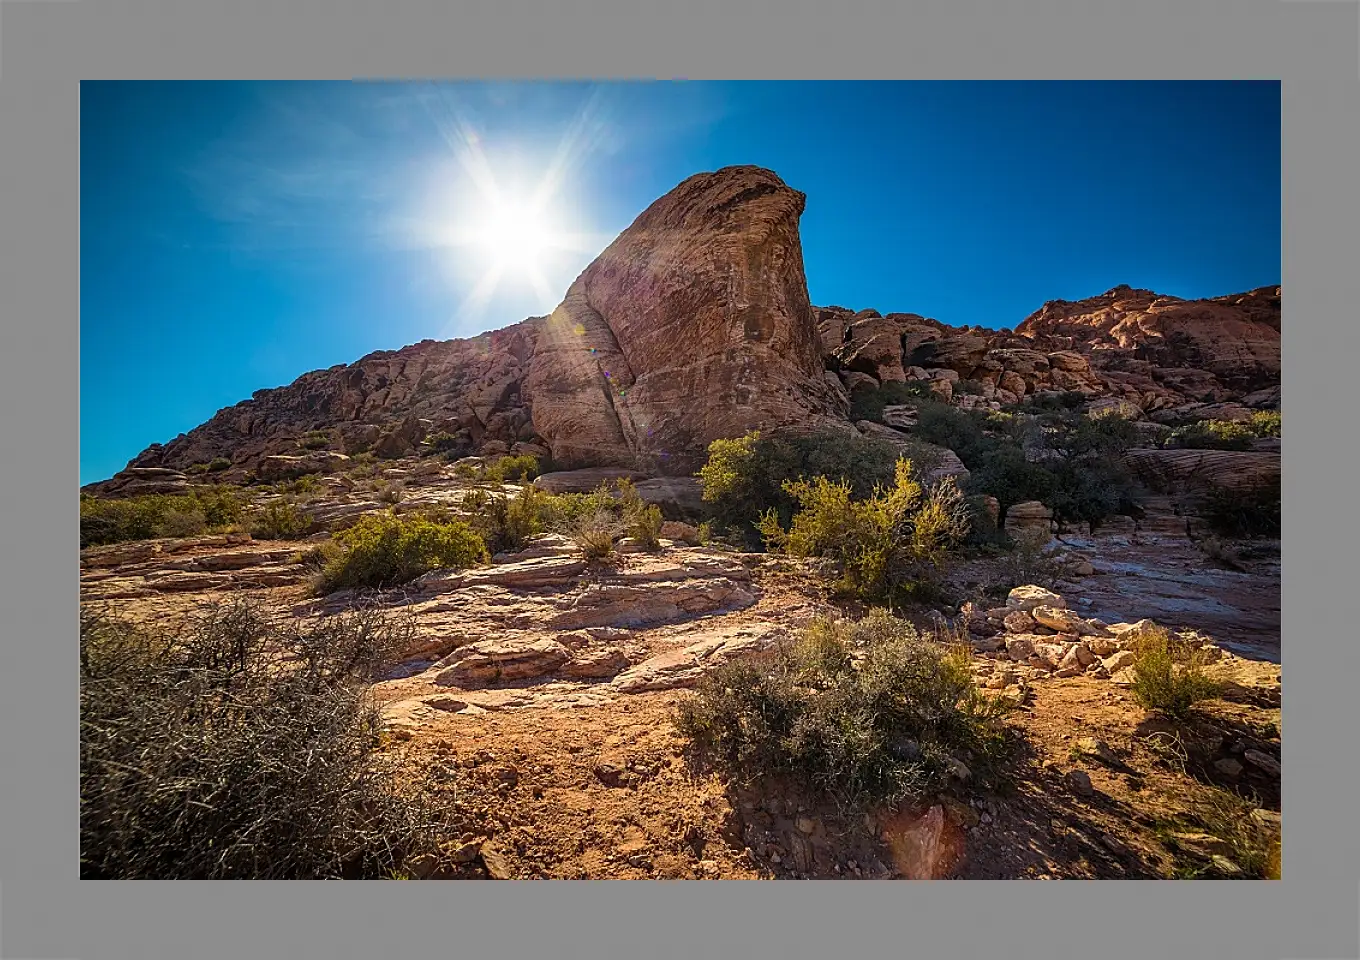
522;166;851;472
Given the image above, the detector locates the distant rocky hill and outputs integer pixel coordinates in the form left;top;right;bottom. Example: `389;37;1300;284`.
90;165;1280;492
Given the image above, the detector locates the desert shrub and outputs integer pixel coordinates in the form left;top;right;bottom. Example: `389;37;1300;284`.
1181;788;1279;880
913;402;990;463
249;499;314;540
423;431;464;456
376;480;406;505
757;459;970;603
454;454;542;484
966;444;1056;515
298;430;332;450
673;609;1012;810
80;487;245;548
617;479;664;550
1165;419;1256;451
697;429;901;540
293;539;343;574
1246;410;1281;439
1045;457;1140;529
80;600;452;880
278;474;321;495
486;454;541;483
848;380;937;422
1023;391;1088;412
1126;625;1224;720
206;457;232;473
1042;410;1142;458
570;508;625;563
534;483;622;533
1030;412;1141;526
1199;485;1281;539
975;409;1029;444
315;512;488;594
461;485;545;554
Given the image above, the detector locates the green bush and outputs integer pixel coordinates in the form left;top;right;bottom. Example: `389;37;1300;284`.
848;380;936;423
485;454;541;483
674;609;1011;811
1247;410;1281;439
249;499;314;540
461;484;545;554
966;444;1056;515
913;402;990;463
534;483;623;533
315;513;488;593
80;487;244;548
757;459;970;604
1127;625;1224;720
277;474;321;495
697;429;901;540
1023;391;1088;412
571;508;625;563
617;480;663;551
453;454;542;484
298;431;332;451
1165;419;1256;451
80;600;453;879
207;457;232;473
423;431;465;456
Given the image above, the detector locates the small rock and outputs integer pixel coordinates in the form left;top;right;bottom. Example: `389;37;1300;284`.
1003;610;1037;634
1213;758;1244;778
1073;737;1121;767
1066;769;1094;797
1101;833;1127;855
970;635;1005;653
795;816;817;835
1033;605;1085;633
1242;749;1281;777
1005;636;1035;660
1007;585;1065;612
594;762;626;787
450;841;483;864
1250;809;1282;832
480;848;515;879
1102;650;1137;673
1210;855;1245;878
1087;637;1118;657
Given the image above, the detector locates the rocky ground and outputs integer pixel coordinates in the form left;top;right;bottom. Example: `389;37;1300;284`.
79;460;1282;881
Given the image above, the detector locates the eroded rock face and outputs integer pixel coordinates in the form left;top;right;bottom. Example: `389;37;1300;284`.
523;166;850;474
1016;284;1281;393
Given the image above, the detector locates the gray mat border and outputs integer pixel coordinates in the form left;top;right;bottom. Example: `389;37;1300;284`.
1;1;1355;958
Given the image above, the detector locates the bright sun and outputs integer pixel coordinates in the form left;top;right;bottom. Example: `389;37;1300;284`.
474;200;556;274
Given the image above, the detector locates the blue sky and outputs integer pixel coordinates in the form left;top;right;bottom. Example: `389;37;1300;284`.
80;80;1281;484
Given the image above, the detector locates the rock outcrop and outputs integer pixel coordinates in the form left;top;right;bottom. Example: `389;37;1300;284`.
522;166;851;472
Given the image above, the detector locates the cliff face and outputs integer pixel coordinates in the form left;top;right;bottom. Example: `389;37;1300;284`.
818;283;1280;413
523;166;849;473
97;168;1280;491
